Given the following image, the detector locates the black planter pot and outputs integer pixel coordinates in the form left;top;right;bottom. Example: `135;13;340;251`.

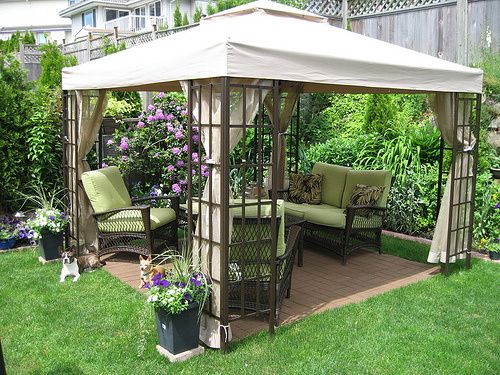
488;251;500;260
155;302;200;355
39;230;64;261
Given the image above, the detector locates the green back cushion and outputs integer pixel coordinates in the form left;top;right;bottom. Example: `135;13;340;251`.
341;170;392;208
81;166;132;213
312;163;351;207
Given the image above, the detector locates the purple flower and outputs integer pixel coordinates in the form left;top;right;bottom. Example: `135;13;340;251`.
121;155;128;161
147;115;155;122
182;144;188;152
49;215;55;221
181;109;188;116
180;179;187;185
156;112;165;120
179;282;186;288
175;131;183;140
152;273;162;282
172;184;181;194
176;160;185;167
495;202;500;209
192;169;196;175
167;165;175;172
106;139;113;145
153;152;160;158
176;106;181;111
137;121;145;128
60;213;66;219
101;162;108;168
192;152;199;162
166;124;174;132
184;293;192;301
147;104;155;111
166;114;174;121
120;143;128;151
155;109;163;116
157;92;165;99
193;279;202;287
138;112;144;119
192;134;200;143
159;280;170;288
172;147;181;155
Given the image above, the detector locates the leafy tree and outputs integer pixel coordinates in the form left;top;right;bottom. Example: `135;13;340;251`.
0;31;35;54
193;6;203;23
101;36;126;56
363;94;396;134
182;13;189;26
38;42;77;89
174;3;183;27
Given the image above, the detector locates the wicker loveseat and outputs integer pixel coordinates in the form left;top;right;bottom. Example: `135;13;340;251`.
81;166;179;257
282;163;392;264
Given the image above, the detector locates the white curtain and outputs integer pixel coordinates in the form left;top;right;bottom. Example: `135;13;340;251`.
428;93;475;263
264;83;302;189
181;79;271;348
75;90;108;247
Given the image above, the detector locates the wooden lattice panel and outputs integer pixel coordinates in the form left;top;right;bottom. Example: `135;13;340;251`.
21;44;42;63
121;32;154;49
306;0;343;17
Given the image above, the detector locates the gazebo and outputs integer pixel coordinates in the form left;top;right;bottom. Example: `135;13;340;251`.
61;0;483;350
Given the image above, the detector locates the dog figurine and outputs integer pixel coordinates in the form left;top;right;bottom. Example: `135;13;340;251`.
60;249;80;283
59;245;105;283
139;255;165;288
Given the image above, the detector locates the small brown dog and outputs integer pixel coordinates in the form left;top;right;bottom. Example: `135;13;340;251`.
139;255;165;288
59;245;105;282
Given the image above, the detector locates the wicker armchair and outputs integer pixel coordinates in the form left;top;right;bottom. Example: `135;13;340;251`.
81;167;179;257
228;215;301;326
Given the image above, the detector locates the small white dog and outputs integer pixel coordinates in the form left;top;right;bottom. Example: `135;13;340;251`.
60;249;80;283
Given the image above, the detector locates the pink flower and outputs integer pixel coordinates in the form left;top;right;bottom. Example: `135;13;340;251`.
147;115;155;122
175;131;183;140
167;165;175;172
166;123;174;132
172;183;181;194
137;121;145;128
176;160;184;167
106;139;113;145
182;144;188;152
176;106;181;111
166;114;174;121
172;147;181;155
120;137;129;151
156;112;165;120
101;162;108;168
192;134;199;143
181;109;188;116
192;152;199;162
147;104;155;111
180;180;187;185
157;92;165;99
121;155;128;161
192;169;196;175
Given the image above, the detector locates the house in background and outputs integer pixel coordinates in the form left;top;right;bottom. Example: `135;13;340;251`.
59;0;208;41
0;0;72;44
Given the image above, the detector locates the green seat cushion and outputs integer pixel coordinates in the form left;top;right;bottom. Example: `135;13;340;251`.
341;170;392;208
312;163;351;207
284;201;308;218
97;207;176;233
302;204;346;229
81;166;132;213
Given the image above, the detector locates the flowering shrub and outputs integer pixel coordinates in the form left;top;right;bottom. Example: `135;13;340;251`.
27;208;69;239
0;215;35;243
107;92;207;201
146;251;211;315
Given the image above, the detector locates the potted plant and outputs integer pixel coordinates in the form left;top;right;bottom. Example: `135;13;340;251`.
146;250;211;356
27;208;69;261
0;216;18;250
487;238;500;260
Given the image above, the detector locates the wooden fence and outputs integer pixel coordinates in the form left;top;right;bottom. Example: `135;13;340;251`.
307;0;499;64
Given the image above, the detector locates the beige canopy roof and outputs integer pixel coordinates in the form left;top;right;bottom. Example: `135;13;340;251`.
62;0;483;94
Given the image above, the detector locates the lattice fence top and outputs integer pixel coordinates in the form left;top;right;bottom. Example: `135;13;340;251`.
306;0;456;17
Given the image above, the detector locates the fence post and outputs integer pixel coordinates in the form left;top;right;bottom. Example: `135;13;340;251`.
113;26;119;47
456;0;468;65
86;32;92;62
342;0;348;29
152;23;157;40
18;40;25;67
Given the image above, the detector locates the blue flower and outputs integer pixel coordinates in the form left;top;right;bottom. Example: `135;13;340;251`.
49;215;55;221
184;293;192;301
152;273;162;281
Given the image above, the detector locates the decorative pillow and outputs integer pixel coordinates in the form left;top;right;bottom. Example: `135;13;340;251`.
349;184;385;206
288;173;322;205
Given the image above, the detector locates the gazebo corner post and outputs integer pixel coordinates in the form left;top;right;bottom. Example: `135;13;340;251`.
219;76;231;352
465;93;482;270
444;92;459;276
187;80;194;254
268;80;281;334
62;90;70;249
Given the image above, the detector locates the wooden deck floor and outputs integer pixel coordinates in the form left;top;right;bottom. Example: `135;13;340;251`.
103;246;438;340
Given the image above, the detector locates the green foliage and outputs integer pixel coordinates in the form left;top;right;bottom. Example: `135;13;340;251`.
480;51;500;101
105;95;138;119
473;172;500;246
0;54;34;210
0;31;35;54
26;86;63;190
173;3;183;27
182;13;189;26
206;1;217;15
38;42;77;89
364;94;396;134
101;36;126;56
193;6;203;23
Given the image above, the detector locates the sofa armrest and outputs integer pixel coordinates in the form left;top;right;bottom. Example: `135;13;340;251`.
268;189;289;200
93;205;152;233
132;195;180;214
345;205;386;231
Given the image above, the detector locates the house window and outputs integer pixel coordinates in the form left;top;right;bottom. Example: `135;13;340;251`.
106;9;129;22
149;1;161;17
82;9;96;27
134;6;146;30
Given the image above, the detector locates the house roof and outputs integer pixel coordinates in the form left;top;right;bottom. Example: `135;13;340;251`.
59;0;129;17
61;0;483;94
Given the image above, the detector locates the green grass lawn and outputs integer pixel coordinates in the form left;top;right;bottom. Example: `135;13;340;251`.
381;234;431;263
1;247;499;374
